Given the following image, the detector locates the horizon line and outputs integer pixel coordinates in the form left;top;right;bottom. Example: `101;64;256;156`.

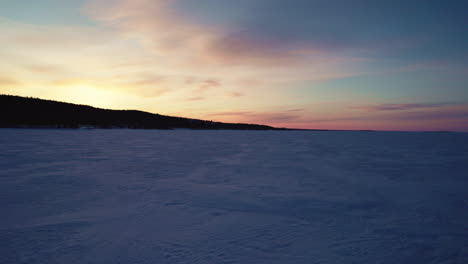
2;93;466;133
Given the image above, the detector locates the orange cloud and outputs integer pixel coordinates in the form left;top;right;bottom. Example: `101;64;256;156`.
186;96;205;101
196;79;221;91
227;91;244;97
0;77;19;86
23;64;65;74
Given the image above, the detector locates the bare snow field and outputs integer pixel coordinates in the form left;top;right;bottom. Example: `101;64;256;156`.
1;129;467;264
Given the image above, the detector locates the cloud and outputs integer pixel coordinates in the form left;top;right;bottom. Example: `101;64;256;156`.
389;109;468;121
23;64;66;74
127;75;166;87
183;78;222;99
206;110;301;123
311;105;468;123
236;79;263;87
49;74;170;98
260;113;300;122
207;111;253;117
227;91;244;97
0;18;117;53
121;75;170;97
0;18;178;99
186;96;205;101
0;77;19;86
351;102;458;111
83;0;365;79
135;87;169;97
197;79;221;91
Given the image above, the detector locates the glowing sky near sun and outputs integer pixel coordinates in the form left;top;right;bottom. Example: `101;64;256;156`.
1;0;467;131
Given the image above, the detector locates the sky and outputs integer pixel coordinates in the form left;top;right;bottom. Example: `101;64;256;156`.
1;0;467;131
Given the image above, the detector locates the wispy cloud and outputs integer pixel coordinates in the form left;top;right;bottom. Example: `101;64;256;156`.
186;96;205;101
206;110;301;123
23;64;65;74
0;77;19;86
312;105;468;122
83;0;365;79
197;79;221;91
260;114;300;122
207;111;253;117
127;75;166;87
227;91;244;97
351;102;458;111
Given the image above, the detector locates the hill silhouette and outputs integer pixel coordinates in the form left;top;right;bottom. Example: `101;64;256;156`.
0;95;281;130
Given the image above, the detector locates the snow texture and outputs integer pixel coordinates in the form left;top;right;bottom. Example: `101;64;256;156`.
1;129;467;264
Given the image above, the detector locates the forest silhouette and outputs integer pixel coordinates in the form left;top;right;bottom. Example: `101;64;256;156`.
0;95;281;130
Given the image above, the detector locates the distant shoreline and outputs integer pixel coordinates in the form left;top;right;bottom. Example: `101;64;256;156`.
2;95;464;133
2;126;463;133
0;94;284;130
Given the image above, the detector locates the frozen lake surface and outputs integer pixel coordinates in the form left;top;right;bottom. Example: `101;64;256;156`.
1;129;467;263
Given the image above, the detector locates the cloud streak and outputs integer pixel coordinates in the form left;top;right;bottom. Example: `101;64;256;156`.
227;91;244;97
311;105;468;123
83;0;365;79
206;110;301;123
0;77;19;86
186;96;205;101
197;79;221;91
351;102;459;111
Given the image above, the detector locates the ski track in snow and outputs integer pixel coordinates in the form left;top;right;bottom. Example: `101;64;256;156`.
1;129;467;263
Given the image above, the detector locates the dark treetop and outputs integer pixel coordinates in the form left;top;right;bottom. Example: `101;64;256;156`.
0;95;282;130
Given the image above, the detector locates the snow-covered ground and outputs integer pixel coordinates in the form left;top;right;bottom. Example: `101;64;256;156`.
1;129;467;264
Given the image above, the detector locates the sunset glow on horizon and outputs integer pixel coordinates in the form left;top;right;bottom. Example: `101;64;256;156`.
1;0;467;131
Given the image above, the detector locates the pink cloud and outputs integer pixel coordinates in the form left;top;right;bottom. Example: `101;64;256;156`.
203;104;468;131
186;96;205;101
205;110;302;124
197;79;221;91
23;64;65;74
227;91;244;97
301;104;468;131
351;102;458;112
83;0;364;75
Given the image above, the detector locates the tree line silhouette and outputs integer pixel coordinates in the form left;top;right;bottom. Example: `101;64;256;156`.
0;94;282;130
